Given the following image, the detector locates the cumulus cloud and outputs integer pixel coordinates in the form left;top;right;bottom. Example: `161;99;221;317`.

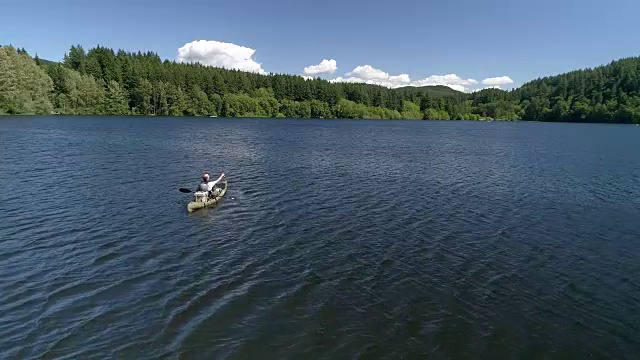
412;74;477;87
482;76;513;86
390;74;411;84
303;59;337;75
328;76;356;83
177;40;265;74
329;65;411;88
330;66;483;92
410;74;478;92
347;65;389;80
302;75;314;80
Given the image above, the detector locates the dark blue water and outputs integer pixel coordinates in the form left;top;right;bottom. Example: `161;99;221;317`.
1;117;639;359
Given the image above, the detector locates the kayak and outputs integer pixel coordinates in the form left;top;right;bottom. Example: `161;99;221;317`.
187;179;228;212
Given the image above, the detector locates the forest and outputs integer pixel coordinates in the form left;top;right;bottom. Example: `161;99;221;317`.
1;44;640;123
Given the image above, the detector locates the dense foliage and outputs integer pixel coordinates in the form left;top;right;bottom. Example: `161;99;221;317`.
0;46;53;115
1;44;640;123
512;57;640;123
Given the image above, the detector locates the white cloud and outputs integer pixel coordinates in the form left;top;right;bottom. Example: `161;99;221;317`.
330;66;484;92
303;59;337;75
412;74;478;86
329;77;354;83
389;74;411;84
329;65;411;88
482;76;513;85
347;65;389;80
411;74;478;92
173;43;515;92
177;40;265;74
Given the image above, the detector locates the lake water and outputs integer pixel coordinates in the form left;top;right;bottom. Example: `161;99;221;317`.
1;117;639;359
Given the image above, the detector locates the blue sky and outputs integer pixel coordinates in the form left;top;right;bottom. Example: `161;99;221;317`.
2;0;639;91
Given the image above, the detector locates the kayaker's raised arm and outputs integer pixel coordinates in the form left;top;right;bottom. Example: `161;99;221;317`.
208;173;225;188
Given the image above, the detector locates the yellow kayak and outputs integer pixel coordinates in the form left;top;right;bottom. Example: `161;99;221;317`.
187;179;228;212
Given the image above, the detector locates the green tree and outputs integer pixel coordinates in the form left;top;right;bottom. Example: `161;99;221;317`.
0;46;53;114
7;42;640;123
333;98;359;119
438;110;450;120
552;99;569;120
65;45;86;72
168;85;188;116
571;98;591;120
132;78;153;115
209;93;223;116
423;108;440;120
104;80;129;115
280;99;311;118
401;100;422;119
524;97;550;120
309;99;332;118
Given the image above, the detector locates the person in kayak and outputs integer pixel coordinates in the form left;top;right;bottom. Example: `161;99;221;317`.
197;172;225;197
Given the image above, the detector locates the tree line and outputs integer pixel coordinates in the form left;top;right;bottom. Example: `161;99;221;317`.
1;44;640;123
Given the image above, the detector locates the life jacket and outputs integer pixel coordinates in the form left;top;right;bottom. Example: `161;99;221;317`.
197;182;209;192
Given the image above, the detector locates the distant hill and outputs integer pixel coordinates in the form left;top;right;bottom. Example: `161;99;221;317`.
36;57;58;66
412;85;461;96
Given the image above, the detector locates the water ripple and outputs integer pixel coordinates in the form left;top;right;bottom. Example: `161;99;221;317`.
1;117;640;359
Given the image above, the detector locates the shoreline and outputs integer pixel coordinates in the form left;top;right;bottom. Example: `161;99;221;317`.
2;114;638;126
